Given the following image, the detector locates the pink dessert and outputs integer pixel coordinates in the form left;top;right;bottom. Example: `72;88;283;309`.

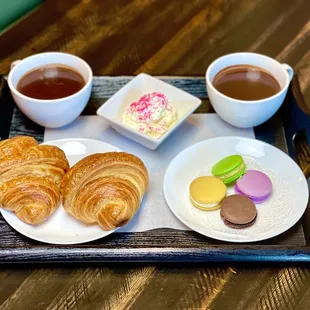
121;92;177;139
235;170;272;203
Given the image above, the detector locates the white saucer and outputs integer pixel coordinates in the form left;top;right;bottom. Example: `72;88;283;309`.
164;136;309;243
0;138;121;245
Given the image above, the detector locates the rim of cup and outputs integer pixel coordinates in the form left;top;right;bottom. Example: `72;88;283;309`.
205;52;292;104
8;52;93;103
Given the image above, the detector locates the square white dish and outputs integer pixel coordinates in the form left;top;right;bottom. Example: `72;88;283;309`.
96;73;201;150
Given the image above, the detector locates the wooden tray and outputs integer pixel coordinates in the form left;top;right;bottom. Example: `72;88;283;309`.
0;76;310;263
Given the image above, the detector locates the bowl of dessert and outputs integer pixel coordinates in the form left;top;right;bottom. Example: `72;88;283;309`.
96;73;201;150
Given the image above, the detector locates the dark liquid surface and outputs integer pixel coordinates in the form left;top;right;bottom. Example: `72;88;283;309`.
17;64;86;100
212;65;281;100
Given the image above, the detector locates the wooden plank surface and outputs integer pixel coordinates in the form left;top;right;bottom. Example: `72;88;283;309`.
0;0;310;309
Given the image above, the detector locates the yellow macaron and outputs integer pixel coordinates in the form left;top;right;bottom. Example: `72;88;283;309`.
189;176;227;211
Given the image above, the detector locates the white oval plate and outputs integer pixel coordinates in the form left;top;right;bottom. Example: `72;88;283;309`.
0;138;121;245
164;137;309;243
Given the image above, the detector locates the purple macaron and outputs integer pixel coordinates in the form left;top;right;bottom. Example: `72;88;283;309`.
235;170;272;203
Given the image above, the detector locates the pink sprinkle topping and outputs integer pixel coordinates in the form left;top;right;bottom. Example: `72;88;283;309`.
127;92;168;122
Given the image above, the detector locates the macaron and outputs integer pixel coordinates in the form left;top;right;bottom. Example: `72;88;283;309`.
211;155;246;184
220;194;257;229
235;170;272;203
189;176;227;211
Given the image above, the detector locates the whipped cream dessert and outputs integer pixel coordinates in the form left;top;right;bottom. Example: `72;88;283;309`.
121;92;177;139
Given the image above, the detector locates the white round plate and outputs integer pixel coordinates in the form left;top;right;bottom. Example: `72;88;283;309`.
164;136;309;243
0;138;121;245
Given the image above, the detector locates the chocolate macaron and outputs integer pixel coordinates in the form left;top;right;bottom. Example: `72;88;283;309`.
220;195;257;229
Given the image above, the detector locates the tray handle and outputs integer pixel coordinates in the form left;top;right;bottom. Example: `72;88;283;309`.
288;75;310;245
0;75;15;140
291;74;310;116
291;74;310;176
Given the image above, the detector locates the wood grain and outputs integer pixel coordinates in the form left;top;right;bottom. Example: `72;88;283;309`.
0;0;310;309
0;0;309;102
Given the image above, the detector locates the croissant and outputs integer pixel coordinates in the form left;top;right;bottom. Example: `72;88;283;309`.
61;152;148;230
0;137;69;225
0;136;38;159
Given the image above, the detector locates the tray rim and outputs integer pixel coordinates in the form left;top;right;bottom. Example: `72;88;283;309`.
1;245;310;263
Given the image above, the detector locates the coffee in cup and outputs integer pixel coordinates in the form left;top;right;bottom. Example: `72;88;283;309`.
17;64;86;100
212;64;281;101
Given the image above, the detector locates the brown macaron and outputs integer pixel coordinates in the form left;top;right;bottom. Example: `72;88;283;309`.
220;194;257;229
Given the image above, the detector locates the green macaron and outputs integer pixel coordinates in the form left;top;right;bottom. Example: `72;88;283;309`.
211;155;246;184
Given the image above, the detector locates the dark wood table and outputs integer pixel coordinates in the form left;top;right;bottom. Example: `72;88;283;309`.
0;0;310;309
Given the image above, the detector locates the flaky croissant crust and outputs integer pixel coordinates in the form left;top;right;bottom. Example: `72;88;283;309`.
0;136;37;159
61;152;148;230
0;137;69;225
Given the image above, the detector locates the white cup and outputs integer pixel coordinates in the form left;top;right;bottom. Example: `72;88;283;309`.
206;52;294;128
8;52;93;128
